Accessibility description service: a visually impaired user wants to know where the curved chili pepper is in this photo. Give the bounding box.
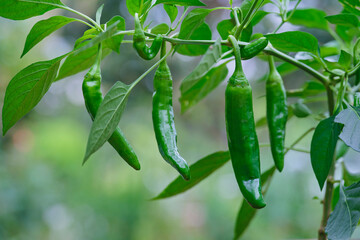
[226,35,266,209]
[133,13,163,60]
[82,45,140,170]
[241,37,268,60]
[152,42,190,180]
[266,56,288,172]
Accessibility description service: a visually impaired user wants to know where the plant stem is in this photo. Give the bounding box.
[318,86,336,240]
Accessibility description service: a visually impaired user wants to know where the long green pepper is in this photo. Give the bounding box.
[226,35,265,209]
[82,45,140,170]
[152,43,190,180]
[266,56,288,172]
[133,13,163,60]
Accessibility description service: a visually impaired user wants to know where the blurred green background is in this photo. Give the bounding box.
[1,0,359,239]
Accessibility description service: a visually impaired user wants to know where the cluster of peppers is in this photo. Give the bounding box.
[81,13,288,209]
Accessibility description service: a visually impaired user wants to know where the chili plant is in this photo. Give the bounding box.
[1,0,360,239]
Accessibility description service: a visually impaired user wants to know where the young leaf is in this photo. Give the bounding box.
[177,8,212,41]
[265,31,319,55]
[234,167,276,239]
[95,4,104,25]
[180,62,228,112]
[325,13,359,28]
[287,9,329,30]
[150,23,170,35]
[21,16,76,57]
[177,22,211,56]
[180,38,223,95]
[310,116,342,190]
[0,0,64,20]
[104,16,126,53]
[126,0,152,16]
[325,182,360,240]
[56,45,111,80]
[163,4,178,23]
[152,151,231,200]
[2,55,65,135]
[338,0,360,17]
[334,106,360,152]
[84,81,131,162]
[155,0,205,6]
[338,50,352,70]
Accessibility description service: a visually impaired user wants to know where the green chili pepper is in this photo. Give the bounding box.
[226,35,265,209]
[82,45,140,170]
[133,13,163,60]
[241,37,268,60]
[266,56,288,172]
[152,43,190,180]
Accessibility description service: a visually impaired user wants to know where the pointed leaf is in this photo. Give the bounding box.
[22,16,76,57]
[177,22,211,56]
[287,9,329,30]
[155,0,205,6]
[325,182,360,240]
[163,4,178,23]
[180,62,228,112]
[153,151,231,200]
[56,45,111,80]
[234,167,276,239]
[104,16,126,53]
[334,106,360,152]
[84,81,131,162]
[338,50,352,70]
[177,8,212,41]
[126,0,152,16]
[265,31,319,55]
[310,116,342,190]
[2,55,65,135]
[151,23,170,35]
[326,13,359,28]
[180,38,223,93]
[95,4,104,24]
[0,0,64,20]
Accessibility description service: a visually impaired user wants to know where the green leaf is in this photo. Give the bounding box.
[325,182,360,239]
[339,0,360,17]
[180,38,223,101]
[74,20,120,54]
[310,116,342,190]
[153,151,231,200]
[84,81,131,162]
[338,50,352,70]
[56,45,111,80]
[335,25,359,44]
[290,101,312,118]
[2,55,65,135]
[95,4,104,25]
[343,163,360,187]
[155,0,205,6]
[163,4,178,23]
[21,16,76,58]
[104,16,126,53]
[334,106,360,152]
[180,62,228,112]
[0,0,64,20]
[177,22,211,56]
[251,10,269,26]
[178,8,212,41]
[287,9,329,30]
[286,81,325,98]
[234,167,276,239]
[331,185,340,211]
[265,31,319,55]
[126,0,152,16]
[326,13,359,28]
[151,23,170,35]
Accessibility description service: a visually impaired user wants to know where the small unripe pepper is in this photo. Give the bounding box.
[152,42,190,180]
[226,35,266,209]
[240,37,268,60]
[133,13,163,60]
[266,56,288,172]
[82,45,140,170]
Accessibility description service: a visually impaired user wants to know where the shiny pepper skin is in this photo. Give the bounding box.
[226,35,265,209]
[240,37,268,60]
[152,44,190,180]
[82,46,140,170]
[266,56,288,172]
[133,13,163,60]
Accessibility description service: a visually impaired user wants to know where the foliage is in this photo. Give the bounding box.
[1,0,360,239]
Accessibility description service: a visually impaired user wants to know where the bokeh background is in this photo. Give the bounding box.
[0,0,359,239]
